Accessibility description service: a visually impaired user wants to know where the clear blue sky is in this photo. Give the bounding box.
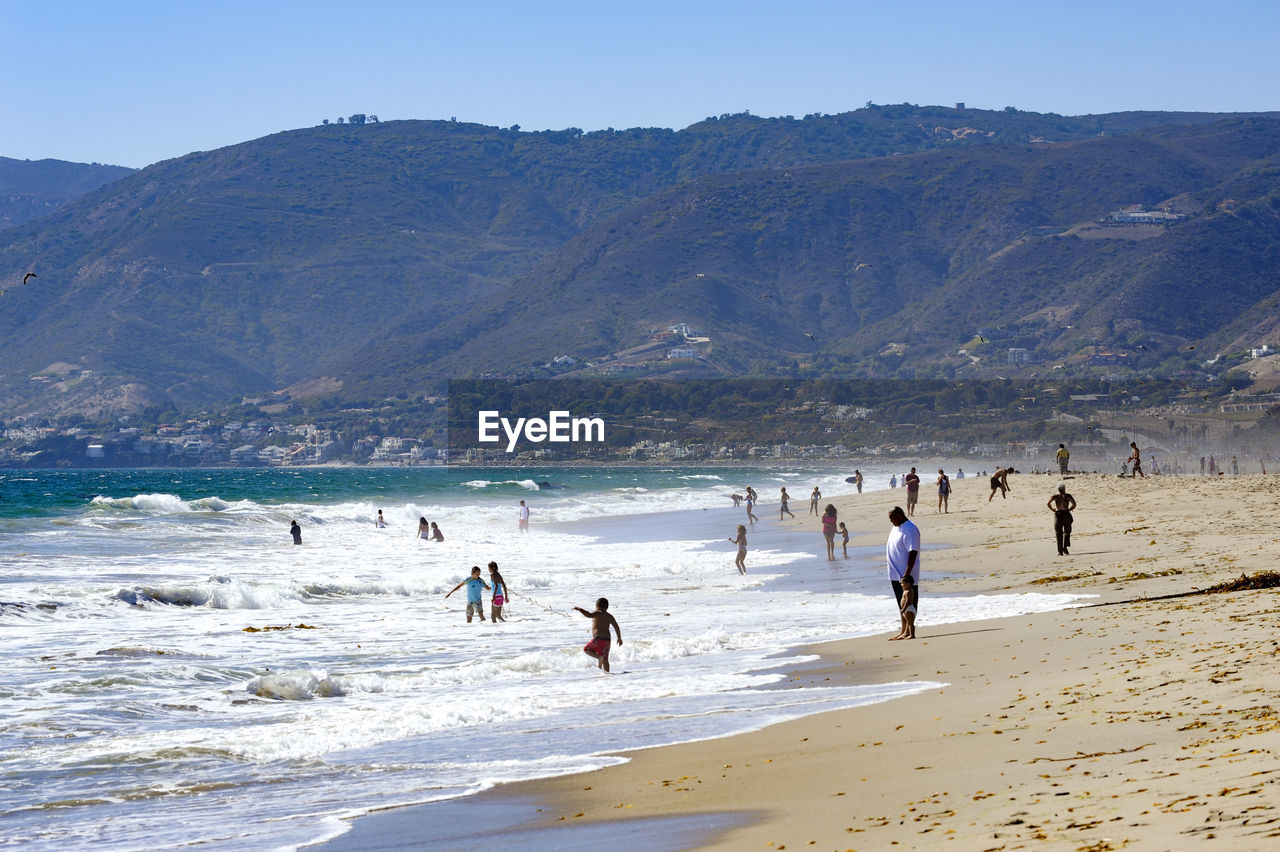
[3,0,1277,168]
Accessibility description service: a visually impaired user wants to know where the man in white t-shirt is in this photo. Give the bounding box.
[886,506,921,640]
[518,500,530,533]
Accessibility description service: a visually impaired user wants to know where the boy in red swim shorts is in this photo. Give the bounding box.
[574,598,623,673]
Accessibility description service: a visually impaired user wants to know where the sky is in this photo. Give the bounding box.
[3,0,1278,169]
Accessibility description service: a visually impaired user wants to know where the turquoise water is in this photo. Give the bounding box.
[0,465,1080,849]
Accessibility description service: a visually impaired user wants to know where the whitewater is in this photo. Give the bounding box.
[0,466,1081,849]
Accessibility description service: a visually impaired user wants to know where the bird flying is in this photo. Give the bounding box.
[23,272,36,285]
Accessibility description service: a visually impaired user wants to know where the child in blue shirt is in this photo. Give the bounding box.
[445,566,491,623]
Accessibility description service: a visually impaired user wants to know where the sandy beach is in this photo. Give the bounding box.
[335,471,1280,851]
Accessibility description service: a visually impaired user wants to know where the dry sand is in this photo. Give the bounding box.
[493,473,1280,850]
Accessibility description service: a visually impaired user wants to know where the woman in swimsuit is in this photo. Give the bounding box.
[821,504,838,561]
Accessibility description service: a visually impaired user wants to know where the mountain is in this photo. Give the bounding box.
[424,116,1280,382]
[0,107,1277,423]
[0,157,133,229]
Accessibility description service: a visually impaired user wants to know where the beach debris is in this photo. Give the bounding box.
[1030,742,1154,762]
[242,623,319,632]
[1030,571,1103,585]
[1201,571,1280,593]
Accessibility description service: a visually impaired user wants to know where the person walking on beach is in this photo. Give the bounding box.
[853,470,863,493]
[417,516,431,540]
[488,561,508,622]
[904,468,920,516]
[289,520,302,545]
[889,474,897,489]
[885,506,920,640]
[1056,444,1070,475]
[445,566,490,623]
[821,504,838,561]
[1127,442,1145,478]
[809,486,822,516]
[745,489,759,525]
[936,469,951,513]
[574,598,622,673]
[838,521,850,558]
[1200,456,1206,476]
[729,524,748,574]
[518,500,529,533]
[375,510,388,529]
[988,467,1011,501]
[1047,484,1076,556]
[779,487,795,520]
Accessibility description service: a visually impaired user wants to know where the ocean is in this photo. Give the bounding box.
[0,466,1080,849]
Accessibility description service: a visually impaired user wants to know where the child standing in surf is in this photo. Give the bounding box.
[487,561,508,622]
[445,566,490,623]
[729,524,748,574]
[574,598,622,673]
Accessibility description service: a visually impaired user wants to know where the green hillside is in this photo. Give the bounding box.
[0,157,133,229]
[431,117,1280,382]
[0,107,1277,422]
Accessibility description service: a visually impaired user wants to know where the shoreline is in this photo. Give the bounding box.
[313,472,1280,850]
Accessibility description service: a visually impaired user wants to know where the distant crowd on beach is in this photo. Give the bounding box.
[724,446,1119,643]
[279,437,1251,670]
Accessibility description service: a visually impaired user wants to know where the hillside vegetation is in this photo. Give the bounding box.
[0,157,133,229]
[0,106,1277,423]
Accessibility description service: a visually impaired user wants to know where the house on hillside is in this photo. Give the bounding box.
[1088,353,1129,367]
[1101,206,1184,226]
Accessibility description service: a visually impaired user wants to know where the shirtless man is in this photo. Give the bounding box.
[574,598,623,673]
[988,467,1011,501]
[1127,442,1145,478]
